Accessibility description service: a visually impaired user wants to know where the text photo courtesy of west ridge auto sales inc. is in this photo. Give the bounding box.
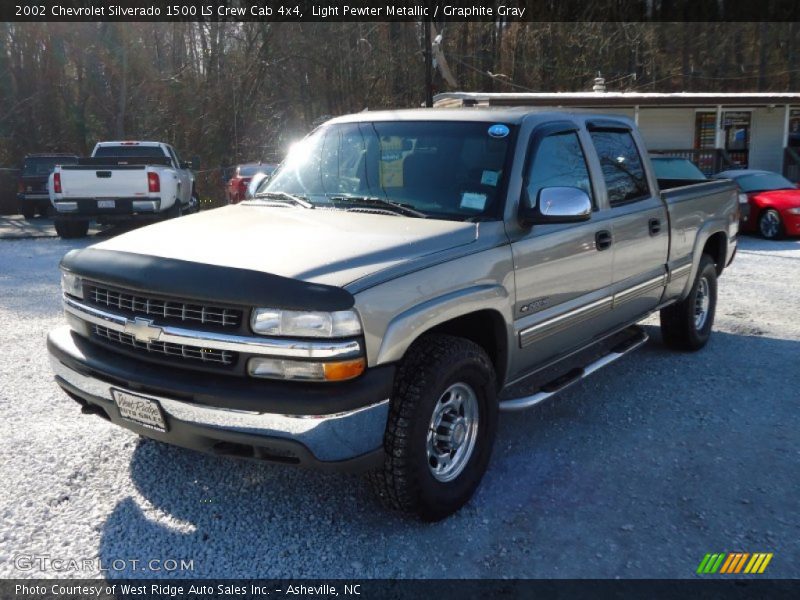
[0,1,799,599]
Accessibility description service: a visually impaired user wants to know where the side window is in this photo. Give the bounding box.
[525,132,593,208]
[590,130,650,206]
[166,146,180,167]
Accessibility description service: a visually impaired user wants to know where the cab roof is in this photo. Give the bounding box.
[325,107,630,126]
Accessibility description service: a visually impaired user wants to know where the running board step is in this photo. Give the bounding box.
[499,327,649,412]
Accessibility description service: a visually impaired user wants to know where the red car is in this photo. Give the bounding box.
[226,162,277,204]
[714,169,800,239]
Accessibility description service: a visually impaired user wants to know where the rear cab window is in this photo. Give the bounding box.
[23,156,77,176]
[93,145,169,160]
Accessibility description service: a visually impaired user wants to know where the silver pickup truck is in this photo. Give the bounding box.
[48,109,738,520]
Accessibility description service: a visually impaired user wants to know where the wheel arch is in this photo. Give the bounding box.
[372,285,512,389]
[701,230,728,276]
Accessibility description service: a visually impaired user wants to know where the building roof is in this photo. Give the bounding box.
[434,91,800,109]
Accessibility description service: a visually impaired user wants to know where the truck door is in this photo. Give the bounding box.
[167,145,191,204]
[508,123,616,380]
[587,123,669,324]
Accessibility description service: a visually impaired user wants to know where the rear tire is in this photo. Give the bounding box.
[54,219,89,239]
[167,200,183,219]
[660,254,717,351]
[21,205,35,220]
[758,209,783,240]
[368,334,498,521]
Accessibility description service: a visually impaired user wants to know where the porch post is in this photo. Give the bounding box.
[714,105,724,172]
[715,105,724,149]
[782,104,791,148]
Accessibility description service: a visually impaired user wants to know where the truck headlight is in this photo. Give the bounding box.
[787,207,800,215]
[251,308,362,338]
[60,271,84,299]
[247,357,365,382]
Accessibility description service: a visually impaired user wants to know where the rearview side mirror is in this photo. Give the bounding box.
[245,173,269,199]
[180,161,193,170]
[519,186,592,226]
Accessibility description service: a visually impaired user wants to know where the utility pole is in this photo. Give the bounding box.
[423,19,433,107]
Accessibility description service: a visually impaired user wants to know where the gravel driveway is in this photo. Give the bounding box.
[0,234,798,579]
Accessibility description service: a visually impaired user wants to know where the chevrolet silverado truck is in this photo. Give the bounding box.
[48,109,738,520]
[49,141,198,239]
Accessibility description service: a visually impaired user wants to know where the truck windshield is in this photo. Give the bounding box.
[94,146,166,159]
[262,121,515,220]
[23,156,77,176]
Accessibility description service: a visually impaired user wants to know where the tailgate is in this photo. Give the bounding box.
[58,165,150,198]
[20,176,49,194]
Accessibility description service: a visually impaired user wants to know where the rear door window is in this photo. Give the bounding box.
[590,130,650,206]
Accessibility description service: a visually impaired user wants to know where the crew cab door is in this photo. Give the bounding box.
[507,122,616,380]
[166,145,192,203]
[586,123,669,322]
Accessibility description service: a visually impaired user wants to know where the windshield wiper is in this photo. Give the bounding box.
[329,195,427,218]
[252,191,314,209]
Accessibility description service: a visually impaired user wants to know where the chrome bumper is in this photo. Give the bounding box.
[50,351,389,464]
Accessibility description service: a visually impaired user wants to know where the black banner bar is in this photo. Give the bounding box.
[4,0,800,22]
[2,579,800,600]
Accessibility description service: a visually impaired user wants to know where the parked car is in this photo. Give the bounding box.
[226,162,278,204]
[713,169,800,239]
[649,156,707,189]
[17,153,79,219]
[49,141,198,239]
[49,110,738,520]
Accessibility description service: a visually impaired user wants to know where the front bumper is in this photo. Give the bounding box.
[782,210,800,236]
[48,326,391,471]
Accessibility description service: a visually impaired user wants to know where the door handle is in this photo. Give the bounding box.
[649,218,662,236]
[595,230,613,251]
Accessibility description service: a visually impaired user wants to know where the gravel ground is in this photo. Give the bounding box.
[0,234,798,579]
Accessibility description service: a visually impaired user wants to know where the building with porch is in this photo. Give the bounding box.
[433,91,800,181]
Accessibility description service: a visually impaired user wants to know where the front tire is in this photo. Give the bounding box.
[54,219,89,239]
[758,209,783,240]
[21,205,36,220]
[368,334,498,521]
[660,254,717,351]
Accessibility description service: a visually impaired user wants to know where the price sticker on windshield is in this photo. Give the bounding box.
[460,192,487,211]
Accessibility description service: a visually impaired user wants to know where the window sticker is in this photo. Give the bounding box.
[488,124,510,138]
[481,170,499,186]
[379,136,405,187]
[460,192,487,211]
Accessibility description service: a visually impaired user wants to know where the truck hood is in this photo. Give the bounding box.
[94,205,479,288]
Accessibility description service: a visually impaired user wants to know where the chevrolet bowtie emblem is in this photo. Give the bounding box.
[124,317,163,343]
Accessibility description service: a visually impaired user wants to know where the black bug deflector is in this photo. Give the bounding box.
[60,247,355,312]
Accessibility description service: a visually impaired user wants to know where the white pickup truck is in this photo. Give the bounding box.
[49,141,198,238]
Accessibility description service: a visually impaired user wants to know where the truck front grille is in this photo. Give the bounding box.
[86,283,242,328]
[93,324,237,366]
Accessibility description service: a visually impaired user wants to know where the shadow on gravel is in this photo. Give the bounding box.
[97,329,800,578]
[736,234,800,255]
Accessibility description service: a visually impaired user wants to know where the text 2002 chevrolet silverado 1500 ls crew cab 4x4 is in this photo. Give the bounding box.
[49,141,198,239]
[48,109,738,520]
